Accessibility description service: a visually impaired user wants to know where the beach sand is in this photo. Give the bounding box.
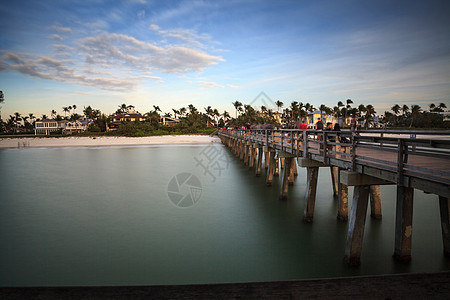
[0,135,220,149]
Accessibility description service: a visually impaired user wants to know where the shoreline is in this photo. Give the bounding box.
[0,135,220,149]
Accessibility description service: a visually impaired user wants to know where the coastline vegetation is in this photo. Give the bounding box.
[0,89,448,138]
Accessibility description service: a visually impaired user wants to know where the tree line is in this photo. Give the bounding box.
[0,90,448,135]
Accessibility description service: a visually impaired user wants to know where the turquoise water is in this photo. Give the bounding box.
[0,144,448,286]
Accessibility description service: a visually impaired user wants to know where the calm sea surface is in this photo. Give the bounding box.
[0,144,448,286]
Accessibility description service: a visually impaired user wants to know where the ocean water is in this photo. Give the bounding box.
[0,144,448,286]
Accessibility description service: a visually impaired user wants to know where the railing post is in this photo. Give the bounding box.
[397,139,406,186]
[281,131,284,152]
[303,130,308,158]
[351,134,357,171]
[410,133,416,153]
[291,131,294,154]
[323,131,327,163]
[265,129,268,146]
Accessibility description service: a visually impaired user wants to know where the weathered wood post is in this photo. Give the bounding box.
[239,141,245,160]
[439,196,450,257]
[337,169,349,221]
[249,143,258,170]
[288,158,295,185]
[330,166,339,197]
[280,156,293,200]
[266,148,276,186]
[274,157,280,176]
[255,146,263,177]
[369,185,382,219]
[244,142,251,165]
[393,185,414,263]
[303,166,319,223]
[344,185,370,267]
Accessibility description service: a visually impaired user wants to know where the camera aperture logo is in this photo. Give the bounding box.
[167,173,202,208]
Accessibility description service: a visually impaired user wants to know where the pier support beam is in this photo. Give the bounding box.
[337,169,349,221]
[263,147,269,169]
[393,186,414,263]
[274,157,280,176]
[249,144,257,170]
[255,147,263,177]
[439,196,450,257]
[266,150,276,186]
[303,167,319,223]
[369,185,382,219]
[344,185,370,267]
[331,166,339,197]
[288,158,295,185]
[280,157,293,200]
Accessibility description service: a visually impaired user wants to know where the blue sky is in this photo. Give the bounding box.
[1,0,449,119]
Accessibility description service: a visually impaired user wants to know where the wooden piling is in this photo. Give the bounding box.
[249,144,257,170]
[344,185,370,267]
[280,157,293,200]
[438,196,450,257]
[369,185,382,219]
[303,167,319,223]
[330,166,339,197]
[244,143,251,165]
[264,150,269,169]
[274,157,280,176]
[266,150,276,186]
[288,158,295,185]
[393,186,414,263]
[256,147,263,177]
[337,169,349,221]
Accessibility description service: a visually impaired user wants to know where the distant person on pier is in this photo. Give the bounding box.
[350,116,358,133]
[297,119,308,130]
[316,118,324,130]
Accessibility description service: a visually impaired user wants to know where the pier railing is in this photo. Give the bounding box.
[218,129,450,197]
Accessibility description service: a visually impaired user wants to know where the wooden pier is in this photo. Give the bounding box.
[218,129,450,266]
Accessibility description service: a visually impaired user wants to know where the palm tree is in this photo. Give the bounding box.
[364,104,376,128]
[172,108,179,119]
[232,101,243,119]
[28,113,35,127]
[222,111,230,122]
[72,104,77,111]
[62,107,70,119]
[391,104,401,115]
[213,108,220,127]
[14,112,21,133]
[401,104,409,117]
[429,103,436,112]
[51,109,57,118]
[275,100,284,113]
[438,103,447,110]
[409,105,422,128]
[179,107,187,117]
[153,105,161,112]
[358,104,366,118]
[0,90,4,120]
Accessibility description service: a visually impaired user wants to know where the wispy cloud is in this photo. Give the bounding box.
[79,32,224,74]
[198,81,224,89]
[0,27,223,92]
[149,23,214,50]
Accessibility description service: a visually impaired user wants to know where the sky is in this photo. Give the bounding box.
[0,0,449,119]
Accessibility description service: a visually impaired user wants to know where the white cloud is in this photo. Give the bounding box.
[198,81,224,88]
[79,32,224,74]
[52,25,72,33]
[149,23,214,50]
[137,9,145,19]
[49,34,63,41]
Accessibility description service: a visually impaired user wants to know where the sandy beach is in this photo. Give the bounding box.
[0,135,220,149]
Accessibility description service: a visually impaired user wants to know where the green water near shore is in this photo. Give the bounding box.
[0,144,448,286]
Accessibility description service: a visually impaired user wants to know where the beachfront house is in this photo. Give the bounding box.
[307,110,337,128]
[106,105,145,131]
[63,118,93,135]
[160,116,180,127]
[34,119,64,135]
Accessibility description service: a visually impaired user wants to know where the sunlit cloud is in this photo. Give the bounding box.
[198,81,224,89]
